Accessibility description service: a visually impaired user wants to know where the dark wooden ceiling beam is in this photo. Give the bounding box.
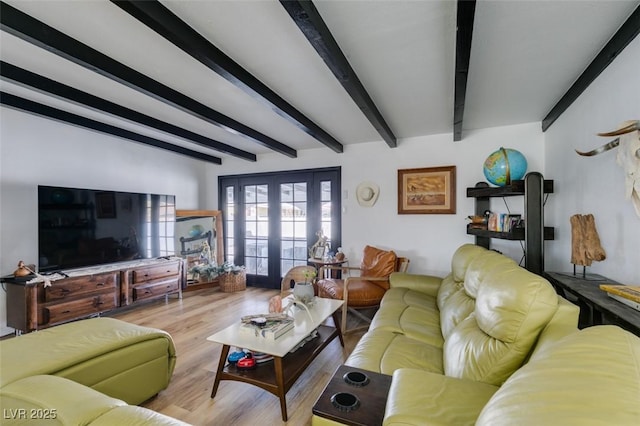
[0,61,256,161]
[280,0,397,148]
[0,1,296,158]
[453,0,477,142]
[111,0,343,154]
[542,5,640,131]
[0,92,222,164]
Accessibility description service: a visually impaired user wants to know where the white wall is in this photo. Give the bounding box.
[5,30,637,336]
[544,35,640,284]
[207,122,545,277]
[0,107,208,335]
[16,50,640,334]
[1,109,545,300]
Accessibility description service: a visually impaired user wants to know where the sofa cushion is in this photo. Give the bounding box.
[380,286,438,311]
[317,278,387,307]
[384,368,499,426]
[439,249,516,340]
[346,329,443,374]
[476,326,640,426]
[527,295,579,360]
[370,287,441,344]
[462,249,517,299]
[360,245,398,282]
[438,288,475,339]
[450,244,489,283]
[443,266,558,385]
[0,374,125,425]
[437,244,489,310]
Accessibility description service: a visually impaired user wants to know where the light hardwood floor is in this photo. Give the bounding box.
[110,287,368,426]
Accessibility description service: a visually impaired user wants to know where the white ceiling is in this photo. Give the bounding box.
[1,0,638,163]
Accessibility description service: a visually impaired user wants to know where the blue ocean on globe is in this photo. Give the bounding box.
[188,224,205,237]
[483,148,528,186]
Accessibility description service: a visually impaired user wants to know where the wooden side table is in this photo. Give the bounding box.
[544,271,640,337]
[313,365,391,426]
[308,258,349,279]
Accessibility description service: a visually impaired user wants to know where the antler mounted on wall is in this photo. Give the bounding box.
[576,120,640,217]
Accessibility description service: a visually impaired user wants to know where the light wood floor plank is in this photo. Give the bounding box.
[110,287,367,425]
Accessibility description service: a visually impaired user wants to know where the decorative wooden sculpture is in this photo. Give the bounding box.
[570,214,606,274]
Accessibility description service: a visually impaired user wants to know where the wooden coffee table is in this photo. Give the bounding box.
[207,296,344,421]
[313,364,392,426]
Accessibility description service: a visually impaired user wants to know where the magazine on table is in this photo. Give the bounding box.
[239,313,294,340]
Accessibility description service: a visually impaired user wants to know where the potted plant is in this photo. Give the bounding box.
[293,269,316,304]
[216,261,246,292]
[190,261,246,292]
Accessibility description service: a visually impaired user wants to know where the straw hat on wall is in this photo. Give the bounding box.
[356,182,380,207]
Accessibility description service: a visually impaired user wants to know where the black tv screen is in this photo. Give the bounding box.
[38,185,176,272]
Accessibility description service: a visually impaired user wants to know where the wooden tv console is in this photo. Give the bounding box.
[3,257,184,333]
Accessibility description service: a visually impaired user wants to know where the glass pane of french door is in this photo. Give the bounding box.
[320,180,333,253]
[280,182,308,275]
[224,186,235,262]
[244,184,269,276]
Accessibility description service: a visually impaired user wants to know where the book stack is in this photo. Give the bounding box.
[239,313,295,340]
[487,213,522,232]
[599,284,640,312]
[250,351,274,364]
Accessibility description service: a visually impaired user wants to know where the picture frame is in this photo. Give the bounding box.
[313,246,326,260]
[398,166,456,214]
[95,191,117,218]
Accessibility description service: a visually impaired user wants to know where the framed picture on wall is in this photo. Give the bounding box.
[398,166,456,214]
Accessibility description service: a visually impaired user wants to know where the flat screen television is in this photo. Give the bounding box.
[38,185,176,272]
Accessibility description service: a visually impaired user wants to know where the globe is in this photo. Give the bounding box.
[188,224,205,238]
[483,148,528,186]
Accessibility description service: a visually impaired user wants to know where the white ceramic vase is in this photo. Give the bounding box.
[293,282,314,304]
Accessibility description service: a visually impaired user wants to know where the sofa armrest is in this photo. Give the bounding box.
[384,368,499,426]
[389,272,443,297]
[0,375,125,425]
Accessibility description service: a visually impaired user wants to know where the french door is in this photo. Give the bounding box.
[219,167,341,288]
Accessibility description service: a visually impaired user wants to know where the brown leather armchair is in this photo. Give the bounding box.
[316,245,409,334]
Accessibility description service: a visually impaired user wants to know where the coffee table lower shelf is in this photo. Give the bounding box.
[211,324,341,421]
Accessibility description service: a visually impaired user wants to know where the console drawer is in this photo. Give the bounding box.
[131,262,181,283]
[44,293,118,325]
[45,272,118,302]
[132,277,180,301]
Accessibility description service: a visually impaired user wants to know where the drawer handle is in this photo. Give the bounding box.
[62,310,71,314]
[60,289,70,294]
[96,282,105,287]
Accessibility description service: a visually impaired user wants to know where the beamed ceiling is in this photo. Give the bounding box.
[1,0,639,165]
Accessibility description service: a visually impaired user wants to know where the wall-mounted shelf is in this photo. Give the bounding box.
[466,226,555,241]
[467,172,554,275]
[466,179,554,198]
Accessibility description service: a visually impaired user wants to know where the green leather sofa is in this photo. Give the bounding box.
[313,244,640,425]
[0,317,189,425]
